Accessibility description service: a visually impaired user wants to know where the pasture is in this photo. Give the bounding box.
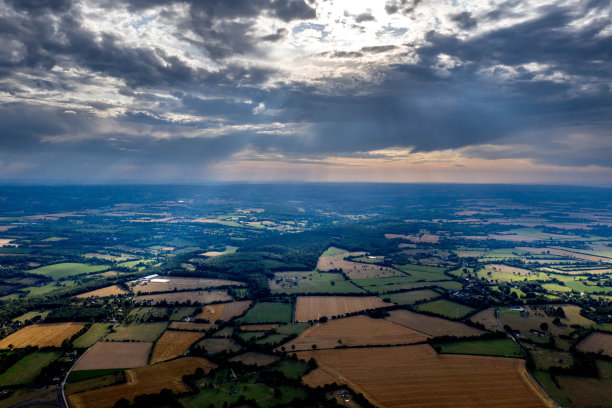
[294,296,391,322]
[322,247,348,256]
[316,254,404,279]
[236,302,293,324]
[361,280,462,294]
[470,309,502,332]
[0,322,85,349]
[0,351,62,386]
[150,330,205,364]
[194,300,252,323]
[73,323,113,348]
[576,332,612,356]
[229,352,279,366]
[386,310,483,337]
[68,357,216,408]
[27,262,109,280]
[134,290,231,305]
[76,285,128,298]
[196,338,242,354]
[169,306,197,321]
[269,271,364,294]
[279,315,427,351]
[74,342,152,370]
[65,371,125,395]
[434,338,522,357]
[12,310,50,323]
[132,277,242,294]
[240,323,279,331]
[386,289,441,305]
[414,299,476,319]
[296,345,554,408]
[169,322,214,331]
[105,322,168,342]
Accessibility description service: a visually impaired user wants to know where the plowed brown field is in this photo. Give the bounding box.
[386,310,483,337]
[0,323,85,349]
[296,345,555,408]
[193,300,252,323]
[73,342,152,370]
[280,315,427,351]
[149,330,205,364]
[295,296,392,322]
[68,357,216,408]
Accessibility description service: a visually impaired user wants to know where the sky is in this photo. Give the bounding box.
[1,0,611,185]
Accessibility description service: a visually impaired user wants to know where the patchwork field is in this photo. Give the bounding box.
[150,330,205,364]
[169,322,215,331]
[414,299,477,319]
[0,322,85,349]
[132,277,242,293]
[279,315,427,351]
[196,338,242,354]
[76,284,129,298]
[68,357,216,408]
[434,338,522,358]
[386,289,441,305]
[105,322,168,342]
[386,310,483,337]
[194,301,252,323]
[74,341,152,370]
[269,271,364,294]
[485,264,532,276]
[229,352,279,366]
[27,262,109,280]
[470,309,502,332]
[237,302,293,324]
[296,345,554,408]
[518,247,612,263]
[294,296,392,322]
[317,254,404,279]
[73,323,113,348]
[240,323,279,331]
[134,290,232,305]
[576,332,612,356]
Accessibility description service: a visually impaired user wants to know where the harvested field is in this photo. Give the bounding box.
[485,264,531,276]
[132,277,242,294]
[386,310,483,337]
[296,345,554,408]
[76,285,129,298]
[294,296,392,322]
[169,322,215,331]
[229,352,279,366]
[576,332,612,356]
[301,368,339,387]
[280,315,427,351]
[73,342,152,370]
[135,290,231,305]
[241,324,279,331]
[196,338,242,354]
[150,330,205,364]
[105,323,168,342]
[0,322,85,349]
[317,254,403,279]
[470,309,503,332]
[68,357,216,408]
[193,300,252,323]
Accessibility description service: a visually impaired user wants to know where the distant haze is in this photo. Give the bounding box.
[0,0,611,185]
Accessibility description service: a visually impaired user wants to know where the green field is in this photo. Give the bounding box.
[238,331,267,342]
[127,307,170,323]
[275,323,311,336]
[387,289,441,305]
[363,280,462,294]
[66,368,125,383]
[322,247,348,256]
[73,323,113,348]
[0,351,62,386]
[41,236,67,242]
[170,307,197,321]
[415,299,476,319]
[12,310,50,323]
[236,302,293,324]
[271,272,364,294]
[532,371,572,406]
[105,322,168,342]
[435,338,522,357]
[270,359,309,380]
[27,263,109,280]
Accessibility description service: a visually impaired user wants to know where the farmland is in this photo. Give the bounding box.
[295,345,554,408]
[236,302,293,324]
[168,322,214,331]
[73,342,152,370]
[386,289,441,305]
[434,338,522,357]
[76,285,129,298]
[194,301,252,323]
[196,338,242,353]
[280,315,427,351]
[576,332,612,356]
[229,352,279,366]
[134,290,232,305]
[131,277,242,293]
[150,330,205,363]
[28,263,109,280]
[269,271,364,294]
[68,357,216,408]
[105,322,168,342]
[386,310,483,337]
[316,254,404,279]
[414,299,477,319]
[294,296,392,322]
[0,322,85,349]
[73,323,113,348]
[0,351,62,386]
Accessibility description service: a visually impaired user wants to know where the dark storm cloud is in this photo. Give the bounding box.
[261,28,289,42]
[384,0,422,15]
[355,13,375,23]
[450,11,477,30]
